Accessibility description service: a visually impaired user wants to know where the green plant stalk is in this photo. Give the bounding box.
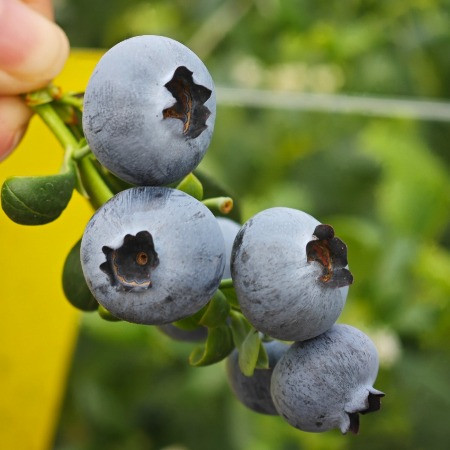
[220,278,233,289]
[58,94,84,110]
[78,156,114,208]
[202,196,233,214]
[31,99,113,208]
[72,144,91,161]
[33,103,75,176]
[32,102,78,154]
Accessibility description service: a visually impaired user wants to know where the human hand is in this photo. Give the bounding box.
[0,0,69,160]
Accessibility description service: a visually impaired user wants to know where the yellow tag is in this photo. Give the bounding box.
[0,50,103,450]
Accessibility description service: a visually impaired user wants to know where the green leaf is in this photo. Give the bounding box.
[1,172,75,225]
[62,239,98,311]
[255,341,270,369]
[229,310,252,349]
[220,286,240,310]
[238,329,261,376]
[98,305,121,322]
[173,304,208,331]
[189,324,234,366]
[176,172,203,200]
[199,290,230,328]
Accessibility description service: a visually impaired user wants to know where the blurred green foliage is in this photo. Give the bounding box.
[53,1,450,449]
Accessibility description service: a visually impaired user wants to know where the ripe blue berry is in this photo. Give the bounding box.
[80,187,225,324]
[226,340,289,415]
[216,217,240,279]
[271,324,384,434]
[83,35,216,186]
[231,207,352,341]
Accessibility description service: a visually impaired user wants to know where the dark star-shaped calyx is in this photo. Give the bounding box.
[163,66,211,139]
[306,224,353,288]
[100,230,159,291]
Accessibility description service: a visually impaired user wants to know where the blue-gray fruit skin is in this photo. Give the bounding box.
[80,187,225,325]
[231,207,349,342]
[270,324,384,434]
[226,340,289,415]
[83,35,216,186]
[216,217,240,279]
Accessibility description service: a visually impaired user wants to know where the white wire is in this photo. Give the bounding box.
[216,87,450,122]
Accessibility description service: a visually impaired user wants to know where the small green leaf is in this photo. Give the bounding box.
[220,286,240,310]
[176,173,203,200]
[173,304,208,330]
[238,329,261,376]
[98,305,121,322]
[1,172,75,225]
[62,239,98,311]
[199,290,230,328]
[229,310,252,349]
[189,324,234,366]
[255,341,270,369]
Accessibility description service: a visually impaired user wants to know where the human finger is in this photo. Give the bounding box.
[0,0,69,95]
[0,95,33,160]
[21,0,54,19]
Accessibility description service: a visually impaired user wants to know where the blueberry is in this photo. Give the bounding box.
[270,324,385,434]
[226,340,289,415]
[231,207,352,341]
[216,217,241,279]
[83,35,216,186]
[80,187,225,324]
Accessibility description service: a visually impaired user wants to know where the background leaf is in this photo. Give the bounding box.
[189,325,234,367]
[199,290,230,328]
[62,239,98,311]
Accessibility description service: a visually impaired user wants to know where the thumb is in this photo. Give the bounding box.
[0,0,69,95]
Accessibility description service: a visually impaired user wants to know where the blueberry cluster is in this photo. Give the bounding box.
[228,208,384,434]
[80,36,384,435]
[2,35,385,437]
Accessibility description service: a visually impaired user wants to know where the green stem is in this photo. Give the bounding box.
[58,94,84,110]
[32,99,113,208]
[220,278,233,289]
[202,196,233,214]
[33,103,77,176]
[32,103,78,151]
[78,156,114,208]
[72,144,91,161]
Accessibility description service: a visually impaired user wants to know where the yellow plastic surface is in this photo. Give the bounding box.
[0,50,102,450]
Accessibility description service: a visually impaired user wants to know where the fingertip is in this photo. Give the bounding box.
[0,0,69,94]
[0,96,33,161]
